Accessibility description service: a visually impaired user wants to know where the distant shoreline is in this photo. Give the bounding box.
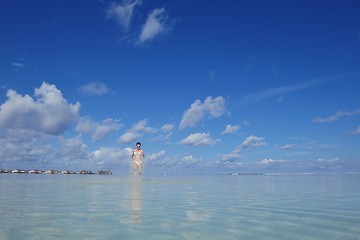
[0,169,112,175]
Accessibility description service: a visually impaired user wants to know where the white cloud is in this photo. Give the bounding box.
[241,135,266,148]
[313,108,360,123]
[180,155,202,166]
[161,123,174,132]
[352,126,360,135]
[12,62,24,68]
[0,133,92,169]
[0,136,50,163]
[151,132,173,142]
[222,124,240,134]
[260,158,275,164]
[179,100,205,129]
[220,153,240,162]
[279,141,335,154]
[280,144,295,150]
[0,82,80,136]
[179,96,227,130]
[89,147,133,165]
[180,132,220,147]
[240,77,332,105]
[58,136,88,163]
[106,0,142,32]
[118,131,142,144]
[205,96,228,118]
[105,1,174,46]
[254,157,360,172]
[118,119,156,144]
[79,81,110,95]
[234,135,266,152]
[131,119,156,133]
[151,123,174,141]
[146,150,166,162]
[0,82,82,167]
[221,135,266,165]
[76,117,122,141]
[138,8,170,44]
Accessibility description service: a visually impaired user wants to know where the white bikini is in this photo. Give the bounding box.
[133,150,143,166]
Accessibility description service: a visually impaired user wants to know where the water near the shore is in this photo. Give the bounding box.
[0,173,359,239]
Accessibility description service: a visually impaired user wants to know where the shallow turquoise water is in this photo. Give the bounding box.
[0,173,359,239]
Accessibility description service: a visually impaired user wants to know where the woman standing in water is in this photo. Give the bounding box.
[132,142,144,177]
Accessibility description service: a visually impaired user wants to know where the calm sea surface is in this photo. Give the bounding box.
[0,173,359,240]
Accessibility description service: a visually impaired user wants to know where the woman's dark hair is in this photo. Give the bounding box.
[136,142,141,146]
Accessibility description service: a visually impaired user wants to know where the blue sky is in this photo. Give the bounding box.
[1,0,359,174]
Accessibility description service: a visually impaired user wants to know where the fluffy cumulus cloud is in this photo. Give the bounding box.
[179,155,202,167]
[118,119,155,144]
[76,117,122,141]
[0,83,127,170]
[146,154,204,170]
[180,132,219,147]
[138,8,170,44]
[234,135,266,152]
[260,158,276,164]
[118,131,142,144]
[106,0,142,32]
[131,119,156,133]
[58,136,88,163]
[79,81,111,96]
[0,82,84,167]
[89,147,133,166]
[0,134,90,169]
[179,96,228,130]
[0,136,50,163]
[222,124,240,134]
[0,82,80,136]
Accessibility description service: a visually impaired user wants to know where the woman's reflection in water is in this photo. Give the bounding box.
[130,180,142,224]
